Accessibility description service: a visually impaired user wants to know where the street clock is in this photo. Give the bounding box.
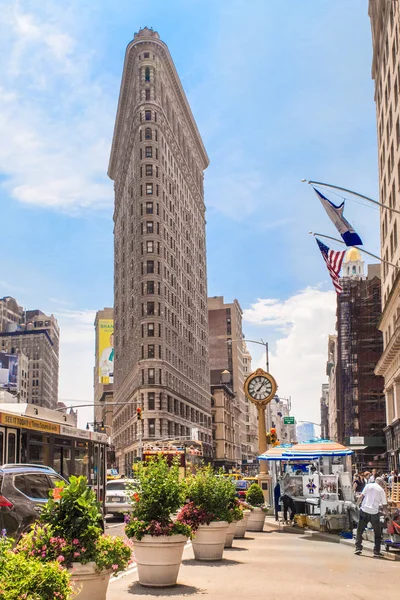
[244,368,277,407]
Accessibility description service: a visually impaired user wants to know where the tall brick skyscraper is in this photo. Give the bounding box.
[108,28,211,473]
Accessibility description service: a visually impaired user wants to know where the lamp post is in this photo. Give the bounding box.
[227,338,270,372]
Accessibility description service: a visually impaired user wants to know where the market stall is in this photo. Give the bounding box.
[258,440,354,530]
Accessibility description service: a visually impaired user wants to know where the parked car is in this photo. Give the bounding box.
[105,479,139,517]
[0,464,67,541]
[235,479,251,499]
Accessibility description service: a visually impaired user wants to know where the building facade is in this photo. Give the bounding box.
[326,334,338,441]
[269,395,296,445]
[108,28,212,473]
[320,383,329,440]
[0,299,59,409]
[336,251,385,469]
[369,1,400,470]
[208,296,258,466]
[211,370,241,470]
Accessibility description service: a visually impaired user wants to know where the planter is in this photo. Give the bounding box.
[224,521,237,548]
[234,510,251,538]
[69,562,111,600]
[192,521,229,561]
[246,507,266,532]
[133,534,187,587]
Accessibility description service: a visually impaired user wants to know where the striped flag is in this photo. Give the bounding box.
[314,188,363,247]
[316,238,346,294]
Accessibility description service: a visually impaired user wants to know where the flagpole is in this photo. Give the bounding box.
[302,179,400,216]
[309,231,399,271]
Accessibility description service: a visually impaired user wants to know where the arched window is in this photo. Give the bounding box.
[352,266,356,274]
[145,67,150,82]
[145,127,152,140]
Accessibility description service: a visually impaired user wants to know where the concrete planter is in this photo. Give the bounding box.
[69,562,111,600]
[133,534,187,587]
[234,510,251,538]
[192,521,229,560]
[224,521,237,547]
[246,507,266,532]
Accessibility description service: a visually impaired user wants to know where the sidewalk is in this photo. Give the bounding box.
[107,522,399,600]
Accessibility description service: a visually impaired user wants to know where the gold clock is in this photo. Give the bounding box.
[244,368,277,407]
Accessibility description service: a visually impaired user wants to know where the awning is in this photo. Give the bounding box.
[258,439,353,461]
[349,445,368,451]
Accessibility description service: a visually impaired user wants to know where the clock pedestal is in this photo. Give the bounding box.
[257,404,272,505]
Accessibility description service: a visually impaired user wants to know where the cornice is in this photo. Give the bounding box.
[109,36,209,181]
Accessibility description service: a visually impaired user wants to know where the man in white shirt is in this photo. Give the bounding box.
[355,477,388,557]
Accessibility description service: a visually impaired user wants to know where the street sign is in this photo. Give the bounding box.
[283,416,295,425]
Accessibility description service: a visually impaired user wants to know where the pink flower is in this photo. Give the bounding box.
[72,539,79,545]
[112,564,118,571]
[57,555,65,562]
[74,551,80,557]
[81,547,86,553]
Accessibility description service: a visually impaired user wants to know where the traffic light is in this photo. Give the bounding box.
[136,407,142,421]
[270,428,277,446]
[266,432,271,444]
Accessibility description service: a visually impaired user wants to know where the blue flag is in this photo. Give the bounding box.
[314,188,362,246]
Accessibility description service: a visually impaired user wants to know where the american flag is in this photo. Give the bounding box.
[316,238,346,294]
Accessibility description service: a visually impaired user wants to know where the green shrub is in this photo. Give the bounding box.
[246,483,265,507]
[125,456,191,541]
[0,532,72,600]
[182,466,237,525]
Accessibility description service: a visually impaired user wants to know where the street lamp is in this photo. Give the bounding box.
[227,338,270,372]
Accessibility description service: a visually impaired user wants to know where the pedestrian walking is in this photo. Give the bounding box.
[353,472,364,498]
[368,468,378,483]
[354,476,389,557]
[280,473,296,524]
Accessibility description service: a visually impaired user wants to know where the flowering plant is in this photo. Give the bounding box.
[16,524,131,575]
[229,499,245,522]
[125,456,191,541]
[177,466,237,528]
[15,476,132,575]
[0,530,73,599]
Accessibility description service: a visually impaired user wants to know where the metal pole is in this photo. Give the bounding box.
[310,232,399,270]
[258,406,268,475]
[303,179,400,217]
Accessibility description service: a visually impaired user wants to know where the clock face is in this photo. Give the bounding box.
[248,375,273,401]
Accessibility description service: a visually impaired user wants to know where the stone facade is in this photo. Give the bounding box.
[0,307,59,409]
[369,1,400,469]
[211,381,240,470]
[108,28,212,472]
[326,334,338,441]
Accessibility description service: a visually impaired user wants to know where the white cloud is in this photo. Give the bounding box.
[55,308,96,428]
[243,287,336,427]
[0,2,114,212]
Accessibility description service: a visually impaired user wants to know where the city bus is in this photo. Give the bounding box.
[0,402,108,502]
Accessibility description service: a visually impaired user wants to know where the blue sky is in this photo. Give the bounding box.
[0,0,379,428]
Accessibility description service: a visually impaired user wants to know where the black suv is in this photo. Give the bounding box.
[0,464,67,540]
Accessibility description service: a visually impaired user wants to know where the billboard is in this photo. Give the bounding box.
[98,319,114,384]
[0,352,18,390]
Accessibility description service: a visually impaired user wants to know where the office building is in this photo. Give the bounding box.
[211,370,241,470]
[0,303,59,409]
[270,395,296,445]
[208,296,258,466]
[335,250,385,468]
[296,422,315,443]
[369,0,400,470]
[108,28,212,472]
[320,383,329,440]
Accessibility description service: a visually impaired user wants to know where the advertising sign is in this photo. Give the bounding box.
[0,352,18,390]
[0,412,60,434]
[98,319,114,384]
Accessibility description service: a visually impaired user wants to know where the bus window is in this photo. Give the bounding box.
[74,441,89,478]
[0,429,4,465]
[6,430,17,463]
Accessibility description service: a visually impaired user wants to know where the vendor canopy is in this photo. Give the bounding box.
[258,440,353,461]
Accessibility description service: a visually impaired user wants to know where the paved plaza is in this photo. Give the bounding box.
[107,522,399,600]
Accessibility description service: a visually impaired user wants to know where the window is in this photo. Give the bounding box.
[145,146,152,158]
[145,164,153,176]
[145,67,150,82]
[147,281,155,294]
[148,418,155,436]
[14,474,52,499]
[144,52,150,59]
[146,260,154,274]
[148,345,155,359]
[145,110,151,121]
[146,240,154,253]
[145,89,150,101]
[148,369,155,384]
[146,183,153,195]
[148,392,155,409]
[145,201,153,214]
[147,301,155,315]
[145,128,152,140]
[146,221,154,233]
[147,323,155,336]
